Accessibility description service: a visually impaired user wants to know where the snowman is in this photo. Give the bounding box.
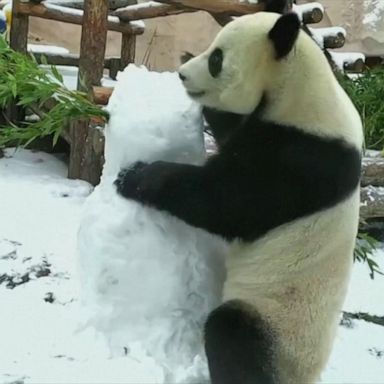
[77,65,226,383]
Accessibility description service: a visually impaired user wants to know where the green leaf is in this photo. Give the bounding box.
[51,64,64,84]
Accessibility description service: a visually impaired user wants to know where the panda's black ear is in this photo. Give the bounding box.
[268,13,301,59]
[264,0,290,14]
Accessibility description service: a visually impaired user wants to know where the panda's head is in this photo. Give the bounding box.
[178,12,302,115]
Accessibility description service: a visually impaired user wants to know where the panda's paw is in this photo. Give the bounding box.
[114,161,170,205]
[114,161,147,200]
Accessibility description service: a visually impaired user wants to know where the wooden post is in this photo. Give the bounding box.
[7,0,29,124]
[121,33,136,68]
[68,0,108,185]
[10,0,29,54]
[77,0,108,93]
[120,0,137,69]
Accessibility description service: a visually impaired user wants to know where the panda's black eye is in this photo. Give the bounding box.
[208,48,223,78]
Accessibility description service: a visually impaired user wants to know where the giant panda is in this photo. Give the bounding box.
[114,5,363,384]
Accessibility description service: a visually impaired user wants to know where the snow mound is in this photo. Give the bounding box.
[77,65,226,383]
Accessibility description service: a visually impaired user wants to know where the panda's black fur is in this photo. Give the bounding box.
[115,96,360,243]
[115,1,362,383]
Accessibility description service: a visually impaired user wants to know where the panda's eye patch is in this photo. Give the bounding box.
[208,48,223,78]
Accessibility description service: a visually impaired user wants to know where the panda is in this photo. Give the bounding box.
[114,4,363,384]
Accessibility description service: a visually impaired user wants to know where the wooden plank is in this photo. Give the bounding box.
[15,2,145,34]
[113,2,195,21]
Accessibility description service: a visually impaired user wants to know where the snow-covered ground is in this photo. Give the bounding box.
[1,64,384,383]
[1,148,383,383]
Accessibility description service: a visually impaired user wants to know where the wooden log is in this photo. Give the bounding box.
[331,52,366,73]
[68,0,108,185]
[298,4,324,24]
[323,32,346,49]
[93,86,114,105]
[362,157,384,187]
[360,186,384,220]
[310,27,346,49]
[154,0,263,16]
[113,2,195,21]
[344,58,365,73]
[15,2,145,34]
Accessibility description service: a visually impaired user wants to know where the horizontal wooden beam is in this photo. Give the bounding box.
[47,0,137,10]
[153,0,264,16]
[113,2,196,21]
[14,2,145,34]
[33,51,120,69]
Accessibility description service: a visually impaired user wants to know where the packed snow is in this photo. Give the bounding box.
[28,44,70,55]
[0,67,384,384]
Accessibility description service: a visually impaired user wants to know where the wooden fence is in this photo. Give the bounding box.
[4,0,366,186]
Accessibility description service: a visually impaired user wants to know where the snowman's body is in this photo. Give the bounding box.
[77,66,225,382]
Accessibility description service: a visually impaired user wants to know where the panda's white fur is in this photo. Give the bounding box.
[115,10,363,384]
[178,12,362,384]
[180,13,362,147]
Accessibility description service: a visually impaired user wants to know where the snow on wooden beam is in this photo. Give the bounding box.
[361,186,384,220]
[15,1,145,34]
[113,1,196,21]
[331,52,366,73]
[47,0,137,10]
[293,2,324,24]
[362,157,384,188]
[153,0,264,16]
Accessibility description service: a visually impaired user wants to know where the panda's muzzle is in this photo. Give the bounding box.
[187,90,206,98]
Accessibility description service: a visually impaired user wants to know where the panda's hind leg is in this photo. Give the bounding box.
[205,300,278,384]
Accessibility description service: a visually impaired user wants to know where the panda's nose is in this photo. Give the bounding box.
[178,72,187,82]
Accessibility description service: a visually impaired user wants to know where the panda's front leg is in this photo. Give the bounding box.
[114,160,219,230]
[115,161,175,204]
